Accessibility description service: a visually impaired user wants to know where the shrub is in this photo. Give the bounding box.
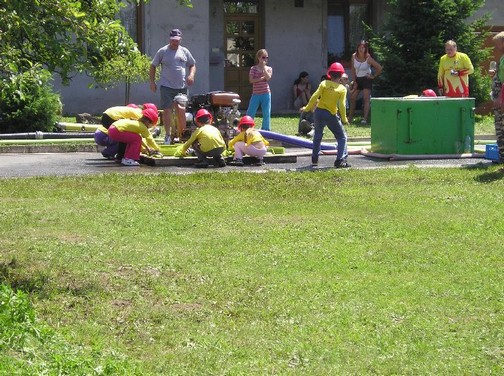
[0,66,62,133]
[0,283,140,375]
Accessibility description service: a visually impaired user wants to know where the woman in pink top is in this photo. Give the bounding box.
[246,49,273,130]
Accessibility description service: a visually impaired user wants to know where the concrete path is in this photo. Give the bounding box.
[0,150,494,178]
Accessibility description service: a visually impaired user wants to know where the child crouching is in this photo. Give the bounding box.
[178,109,227,168]
[107,108,160,166]
[228,116,269,166]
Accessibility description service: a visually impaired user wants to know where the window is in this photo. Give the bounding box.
[118,1,144,52]
[224,1,259,14]
[327,0,370,65]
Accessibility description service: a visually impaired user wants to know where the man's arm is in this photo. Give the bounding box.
[187,65,196,86]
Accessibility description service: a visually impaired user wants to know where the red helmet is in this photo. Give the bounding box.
[142,108,159,124]
[327,62,345,78]
[238,115,255,130]
[127,103,139,108]
[422,89,437,97]
[142,103,158,112]
[195,108,213,123]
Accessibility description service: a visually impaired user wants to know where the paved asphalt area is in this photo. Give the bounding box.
[0,149,495,178]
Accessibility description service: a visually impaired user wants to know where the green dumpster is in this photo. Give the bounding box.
[371,97,475,155]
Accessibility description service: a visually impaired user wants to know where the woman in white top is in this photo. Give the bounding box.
[349,40,382,125]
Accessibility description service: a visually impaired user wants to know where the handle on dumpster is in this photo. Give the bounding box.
[406,107,413,143]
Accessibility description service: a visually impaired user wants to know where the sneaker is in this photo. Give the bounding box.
[229,159,244,166]
[121,158,140,166]
[334,159,351,168]
[213,156,227,167]
[254,159,265,166]
[194,160,209,168]
[307,129,315,138]
[360,119,368,125]
[164,135,171,145]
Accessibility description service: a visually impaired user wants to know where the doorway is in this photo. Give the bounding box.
[223,1,263,109]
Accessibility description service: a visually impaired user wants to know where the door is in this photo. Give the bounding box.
[224,2,263,109]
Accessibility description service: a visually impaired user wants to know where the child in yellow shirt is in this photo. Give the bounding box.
[107,108,160,166]
[301,62,350,168]
[179,109,227,168]
[228,116,269,166]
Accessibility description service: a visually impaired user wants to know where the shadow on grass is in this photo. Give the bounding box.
[0,258,49,294]
[475,169,504,183]
[464,161,504,183]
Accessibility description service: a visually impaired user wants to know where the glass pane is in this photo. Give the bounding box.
[226,53,240,67]
[349,4,368,51]
[241,21,255,34]
[226,21,240,35]
[227,37,238,51]
[328,14,345,61]
[227,37,255,52]
[224,1,258,14]
[118,2,138,42]
[241,53,255,67]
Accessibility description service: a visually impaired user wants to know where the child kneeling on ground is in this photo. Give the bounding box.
[177,109,227,168]
[107,108,161,166]
[228,116,269,166]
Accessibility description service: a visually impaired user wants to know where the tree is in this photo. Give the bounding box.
[368,0,491,105]
[0,0,152,87]
[0,0,191,131]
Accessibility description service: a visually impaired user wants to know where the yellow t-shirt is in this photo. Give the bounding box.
[228,129,269,149]
[111,119,159,151]
[304,80,348,123]
[437,52,474,97]
[104,106,143,121]
[182,124,226,153]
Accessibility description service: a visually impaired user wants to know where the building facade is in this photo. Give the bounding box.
[55,0,504,115]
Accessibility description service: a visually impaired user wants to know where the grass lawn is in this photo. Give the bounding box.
[1,168,503,374]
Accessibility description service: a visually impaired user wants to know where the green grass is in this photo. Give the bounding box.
[0,168,503,374]
[59,113,496,139]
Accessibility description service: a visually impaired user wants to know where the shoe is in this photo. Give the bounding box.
[254,159,265,166]
[307,129,315,138]
[164,135,171,145]
[229,159,244,166]
[194,160,209,168]
[213,156,227,167]
[121,158,140,166]
[360,119,368,125]
[334,159,351,168]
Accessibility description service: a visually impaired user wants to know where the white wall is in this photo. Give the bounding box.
[264,0,326,112]
[468,0,504,26]
[53,0,502,115]
[209,0,226,91]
